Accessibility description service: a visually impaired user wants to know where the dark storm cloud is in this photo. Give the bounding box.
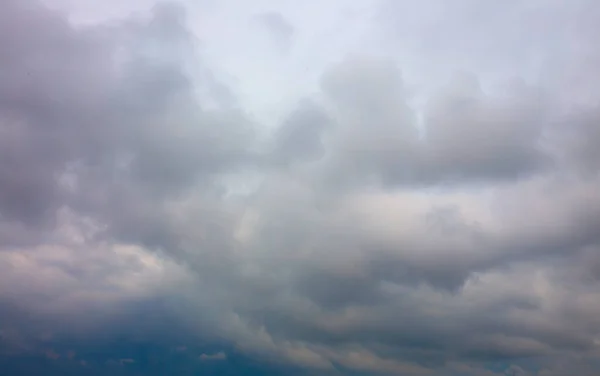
[0,300,299,376]
[2,0,600,375]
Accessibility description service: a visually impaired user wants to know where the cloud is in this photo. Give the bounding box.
[253,11,294,52]
[199,351,227,361]
[1,0,600,375]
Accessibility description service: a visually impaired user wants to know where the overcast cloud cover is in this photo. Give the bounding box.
[1,0,600,375]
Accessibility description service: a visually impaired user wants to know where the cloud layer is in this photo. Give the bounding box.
[1,0,600,375]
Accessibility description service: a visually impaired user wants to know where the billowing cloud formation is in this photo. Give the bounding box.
[1,0,600,375]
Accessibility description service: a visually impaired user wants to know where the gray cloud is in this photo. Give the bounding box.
[313,57,555,188]
[271,98,331,166]
[1,0,600,375]
[253,11,294,53]
[0,0,256,251]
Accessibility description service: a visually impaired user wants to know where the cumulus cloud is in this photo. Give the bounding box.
[1,0,600,375]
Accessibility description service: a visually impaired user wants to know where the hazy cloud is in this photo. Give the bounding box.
[1,0,600,375]
[254,11,294,52]
[199,351,227,361]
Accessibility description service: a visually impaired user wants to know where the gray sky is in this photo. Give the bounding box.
[2,0,600,375]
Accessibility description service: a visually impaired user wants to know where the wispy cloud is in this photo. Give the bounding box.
[199,352,227,361]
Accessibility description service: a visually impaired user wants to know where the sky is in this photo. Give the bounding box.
[1,0,600,375]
